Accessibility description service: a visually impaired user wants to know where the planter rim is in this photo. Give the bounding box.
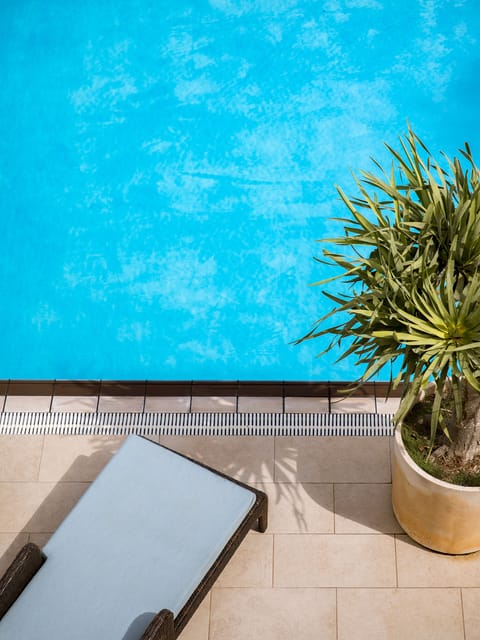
[394,426,480,493]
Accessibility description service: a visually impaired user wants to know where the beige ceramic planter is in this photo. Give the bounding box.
[392,427,480,554]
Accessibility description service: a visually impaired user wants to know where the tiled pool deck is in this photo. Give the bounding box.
[1,385,480,639]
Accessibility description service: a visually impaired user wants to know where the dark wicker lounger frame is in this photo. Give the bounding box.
[0,440,268,640]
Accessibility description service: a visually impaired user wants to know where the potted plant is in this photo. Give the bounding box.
[297,127,480,554]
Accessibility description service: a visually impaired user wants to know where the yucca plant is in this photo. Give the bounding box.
[298,127,480,468]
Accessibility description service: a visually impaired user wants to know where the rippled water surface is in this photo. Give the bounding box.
[1,0,479,379]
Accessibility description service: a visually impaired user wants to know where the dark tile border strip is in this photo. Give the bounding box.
[99,381,146,396]
[6,381,56,396]
[54,381,101,396]
[146,381,192,396]
[0,379,403,398]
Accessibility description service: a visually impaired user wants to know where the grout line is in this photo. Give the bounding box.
[335,587,339,640]
[207,585,480,591]
[460,588,467,640]
[51,381,56,411]
[271,534,275,588]
[394,534,399,588]
[333,484,336,534]
[35,434,46,483]
[206,592,213,640]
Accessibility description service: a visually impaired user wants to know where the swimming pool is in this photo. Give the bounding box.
[1,0,479,381]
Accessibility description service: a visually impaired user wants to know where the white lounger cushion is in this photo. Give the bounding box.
[0,435,256,639]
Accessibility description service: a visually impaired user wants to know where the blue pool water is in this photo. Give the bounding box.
[1,0,479,380]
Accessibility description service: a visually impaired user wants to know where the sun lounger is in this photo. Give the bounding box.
[0,435,267,639]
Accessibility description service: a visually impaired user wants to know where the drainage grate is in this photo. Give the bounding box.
[0,412,394,436]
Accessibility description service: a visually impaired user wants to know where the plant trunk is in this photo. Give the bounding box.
[452,381,480,462]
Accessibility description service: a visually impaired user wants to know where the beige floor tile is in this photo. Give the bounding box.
[97,396,145,412]
[210,588,336,640]
[274,534,396,587]
[0,532,29,575]
[179,593,211,640]
[338,588,464,640]
[334,483,403,534]
[215,532,273,588]
[376,396,401,414]
[255,482,334,533]
[144,396,190,412]
[0,436,44,481]
[191,396,236,412]
[141,434,161,444]
[284,397,329,413]
[0,481,89,533]
[4,395,52,412]
[158,436,275,483]
[396,535,480,587]
[274,437,391,483]
[38,436,125,482]
[28,532,53,548]
[51,396,98,412]
[462,589,480,640]
[330,396,376,413]
[237,396,283,412]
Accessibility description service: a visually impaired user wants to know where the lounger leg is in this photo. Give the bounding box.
[140,609,175,640]
[0,543,46,620]
[257,495,268,533]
